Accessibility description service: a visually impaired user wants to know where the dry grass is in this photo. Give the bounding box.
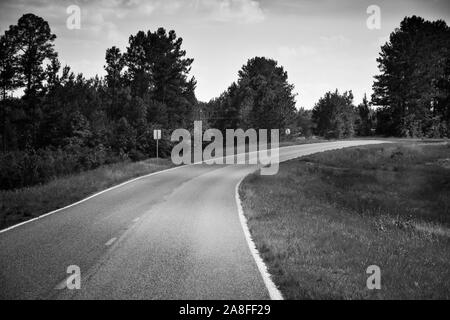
[0,158,174,229]
[240,143,450,299]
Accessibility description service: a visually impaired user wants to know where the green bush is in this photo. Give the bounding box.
[0,145,117,190]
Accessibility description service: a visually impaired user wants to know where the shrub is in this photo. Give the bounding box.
[0,144,117,190]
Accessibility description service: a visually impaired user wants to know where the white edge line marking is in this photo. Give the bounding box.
[0,163,195,234]
[235,175,284,301]
[233,140,390,300]
[0,141,389,235]
[0,145,273,234]
[105,237,117,246]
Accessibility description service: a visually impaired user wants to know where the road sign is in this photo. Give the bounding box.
[153,129,161,140]
[153,129,162,160]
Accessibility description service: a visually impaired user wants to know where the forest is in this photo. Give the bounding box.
[0,14,449,190]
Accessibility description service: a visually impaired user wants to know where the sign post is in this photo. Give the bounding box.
[153,129,161,160]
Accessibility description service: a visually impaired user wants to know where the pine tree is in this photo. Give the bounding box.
[124,28,196,128]
[372,16,450,137]
[237,57,297,130]
[6,13,57,98]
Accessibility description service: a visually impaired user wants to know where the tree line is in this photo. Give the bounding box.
[0,13,196,189]
[0,14,449,190]
[205,16,449,140]
[373,16,450,137]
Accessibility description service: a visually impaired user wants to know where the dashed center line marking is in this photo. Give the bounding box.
[105,237,117,246]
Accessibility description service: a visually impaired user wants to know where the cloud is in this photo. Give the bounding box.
[0,0,266,34]
[277,46,297,59]
[297,45,317,56]
[131,0,266,23]
[319,34,351,46]
[277,45,317,60]
[205,0,265,24]
[79,10,123,44]
[78,0,266,24]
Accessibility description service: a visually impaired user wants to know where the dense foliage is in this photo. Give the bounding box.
[372,16,450,137]
[301,16,449,139]
[0,13,448,190]
[0,14,196,189]
[206,57,297,133]
[312,90,356,139]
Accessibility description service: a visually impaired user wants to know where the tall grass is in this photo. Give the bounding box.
[0,158,174,229]
[299,143,450,225]
[240,143,450,299]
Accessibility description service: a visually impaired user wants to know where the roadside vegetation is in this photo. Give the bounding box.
[240,142,450,299]
[0,158,173,230]
[1,12,449,297]
[2,14,449,194]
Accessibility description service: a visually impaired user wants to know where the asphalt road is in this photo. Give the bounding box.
[0,140,386,300]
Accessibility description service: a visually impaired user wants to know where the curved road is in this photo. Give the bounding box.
[0,140,386,299]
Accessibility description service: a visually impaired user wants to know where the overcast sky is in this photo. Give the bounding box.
[1,0,449,108]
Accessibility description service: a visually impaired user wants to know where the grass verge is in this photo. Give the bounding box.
[240,142,450,299]
[0,158,174,230]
